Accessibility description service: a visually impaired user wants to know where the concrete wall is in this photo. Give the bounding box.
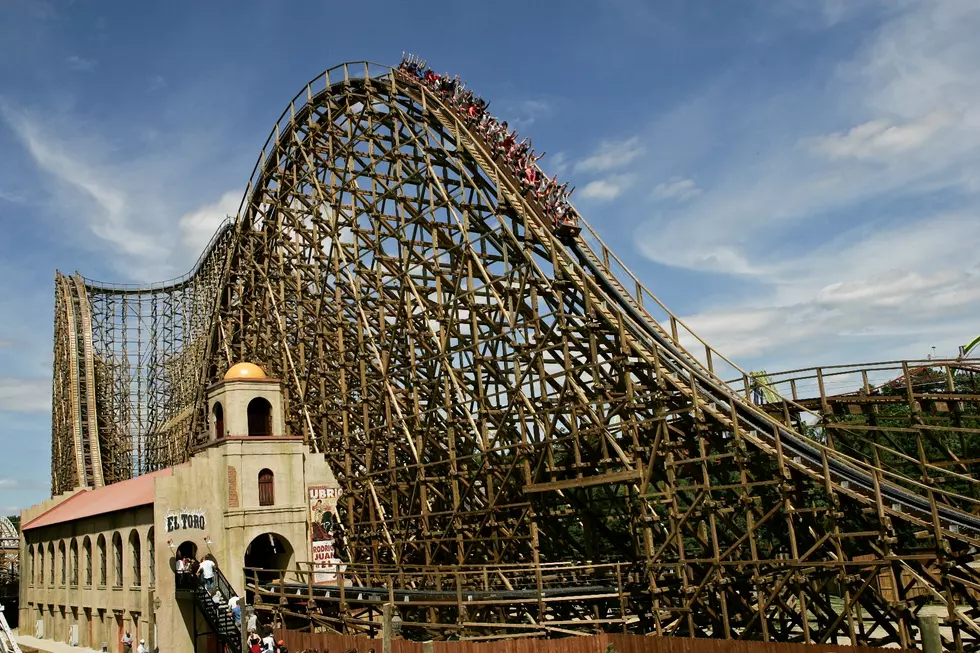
[207,379,287,440]
[154,436,338,653]
[20,375,340,653]
[19,505,156,652]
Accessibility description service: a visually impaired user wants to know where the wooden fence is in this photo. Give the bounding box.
[273,631,912,653]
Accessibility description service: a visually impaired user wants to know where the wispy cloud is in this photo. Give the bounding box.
[498,98,554,130]
[66,55,95,71]
[0,102,243,281]
[2,106,164,261]
[806,110,957,161]
[575,136,645,173]
[0,188,24,203]
[626,0,980,366]
[579,174,635,201]
[178,190,240,252]
[0,377,49,413]
[544,152,570,177]
[652,177,701,201]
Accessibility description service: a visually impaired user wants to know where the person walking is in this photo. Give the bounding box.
[121,631,133,653]
[247,631,262,653]
[137,639,147,653]
[261,630,276,653]
[197,554,217,592]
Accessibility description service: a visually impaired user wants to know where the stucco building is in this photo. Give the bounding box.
[18,363,341,653]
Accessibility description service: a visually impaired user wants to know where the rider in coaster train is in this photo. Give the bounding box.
[398,54,581,237]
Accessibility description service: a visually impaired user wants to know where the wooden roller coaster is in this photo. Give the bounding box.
[48,61,980,649]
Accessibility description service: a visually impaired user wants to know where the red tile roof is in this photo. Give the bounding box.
[23,467,176,531]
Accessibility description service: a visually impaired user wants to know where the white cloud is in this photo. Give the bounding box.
[0,102,244,281]
[0,479,17,489]
[1,105,165,263]
[66,55,95,71]
[0,377,49,413]
[545,152,570,177]
[497,98,554,130]
[635,0,980,275]
[575,136,644,173]
[807,110,957,161]
[652,177,702,201]
[178,190,240,253]
[0,189,23,203]
[623,0,980,367]
[579,174,634,200]
[678,212,980,365]
[517,99,551,122]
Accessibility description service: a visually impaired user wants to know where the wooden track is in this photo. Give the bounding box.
[48,62,980,649]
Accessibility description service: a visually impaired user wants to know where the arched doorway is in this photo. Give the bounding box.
[243,532,293,601]
[175,541,198,561]
[174,541,198,591]
[247,397,272,436]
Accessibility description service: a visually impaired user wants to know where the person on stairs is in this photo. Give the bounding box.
[231,600,242,626]
[197,554,217,592]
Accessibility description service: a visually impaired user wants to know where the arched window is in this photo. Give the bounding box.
[147,527,155,586]
[70,539,78,586]
[47,542,54,585]
[129,531,142,587]
[83,537,92,585]
[247,397,273,436]
[213,402,225,439]
[258,468,275,506]
[97,535,106,586]
[59,541,66,585]
[112,532,123,587]
[38,545,45,586]
[29,545,35,585]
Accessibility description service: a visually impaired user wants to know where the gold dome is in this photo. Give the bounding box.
[224,362,267,380]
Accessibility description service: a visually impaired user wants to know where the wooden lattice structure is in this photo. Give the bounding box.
[48,61,980,649]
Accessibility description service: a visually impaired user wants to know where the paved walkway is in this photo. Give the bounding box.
[15,634,103,653]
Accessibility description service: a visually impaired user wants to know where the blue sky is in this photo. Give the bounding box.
[2,0,980,513]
